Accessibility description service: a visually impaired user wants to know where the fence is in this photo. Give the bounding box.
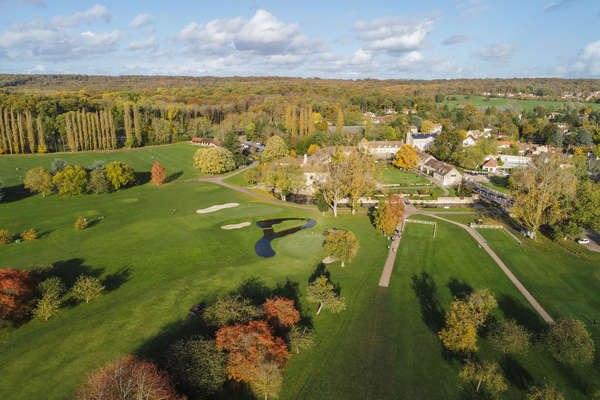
[404,219,437,238]
[471,224,522,245]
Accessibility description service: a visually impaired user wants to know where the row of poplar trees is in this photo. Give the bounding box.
[64,109,118,152]
[0,107,47,154]
[285,103,315,145]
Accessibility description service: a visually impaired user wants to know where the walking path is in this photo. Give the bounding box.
[378,222,404,287]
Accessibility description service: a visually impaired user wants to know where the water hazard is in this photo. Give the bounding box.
[254,218,317,258]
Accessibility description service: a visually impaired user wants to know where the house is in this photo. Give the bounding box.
[406,132,437,151]
[431,124,443,134]
[358,140,404,159]
[191,138,220,147]
[463,136,477,147]
[482,158,499,173]
[409,125,419,134]
[419,157,462,187]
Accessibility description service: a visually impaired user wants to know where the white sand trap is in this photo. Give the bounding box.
[221,222,251,230]
[322,256,337,264]
[196,203,240,214]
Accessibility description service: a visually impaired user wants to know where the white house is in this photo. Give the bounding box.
[482,158,499,173]
[406,132,437,151]
[463,136,477,147]
[358,140,404,159]
[418,153,462,187]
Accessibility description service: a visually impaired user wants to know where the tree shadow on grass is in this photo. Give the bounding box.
[2,184,34,203]
[497,294,547,336]
[37,229,54,239]
[499,355,534,390]
[447,278,473,300]
[166,171,183,183]
[411,272,445,333]
[134,171,151,185]
[102,267,131,292]
[52,258,104,288]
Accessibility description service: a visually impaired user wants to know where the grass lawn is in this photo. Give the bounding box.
[440,94,600,112]
[223,165,257,187]
[378,165,431,185]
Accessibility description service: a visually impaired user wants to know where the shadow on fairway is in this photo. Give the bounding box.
[52,258,104,288]
[411,272,445,333]
[134,171,151,185]
[2,184,35,203]
[102,267,131,292]
[497,294,547,335]
[166,171,183,183]
[499,355,534,390]
[447,277,473,300]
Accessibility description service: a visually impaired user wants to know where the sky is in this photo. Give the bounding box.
[0,0,599,79]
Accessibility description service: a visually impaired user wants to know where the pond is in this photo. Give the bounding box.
[255,218,317,258]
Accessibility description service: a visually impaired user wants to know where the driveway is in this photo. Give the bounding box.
[581,229,600,253]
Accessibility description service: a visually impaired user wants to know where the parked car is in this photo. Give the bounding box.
[577,238,590,245]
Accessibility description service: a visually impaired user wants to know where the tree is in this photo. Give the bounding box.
[24,167,54,197]
[263,297,300,328]
[262,135,288,162]
[53,165,88,195]
[0,268,40,321]
[39,277,65,298]
[323,229,359,267]
[335,106,344,135]
[546,319,595,365]
[215,320,290,383]
[489,319,531,355]
[32,294,60,321]
[511,154,576,236]
[74,216,88,230]
[392,145,419,169]
[421,120,435,133]
[71,275,104,304]
[151,161,166,186]
[76,355,179,400]
[262,157,303,201]
[317,148,349,217]
[344,149,377,214]
[50,158,67,174]
[288,325,313,354]
[20,228,37,241]
[527,384,565,400]
[0,229,13,245]
[576,128,593,147]
[373,195,405,236]
[87,169,111,194]
[203,295,262,328]
[105,161,136,190]
[459,361,507,395]
[307,275,346,315]
[167,337,228,397]
[193,147,236,175]
[250,362,283,400]
[307,144,319,156]
[429,130,463,163]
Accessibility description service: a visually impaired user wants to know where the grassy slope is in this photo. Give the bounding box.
[440,95,600,111]
[379,166,430,185]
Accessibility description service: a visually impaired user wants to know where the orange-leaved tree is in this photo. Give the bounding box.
[216,320,290,383]
[151,161,166,186]
[0,268,40,321]
[263,297,300,328]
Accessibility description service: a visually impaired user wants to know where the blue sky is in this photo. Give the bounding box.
[0,0,599,78]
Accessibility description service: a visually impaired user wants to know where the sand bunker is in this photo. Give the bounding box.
[221,222,251,230]
[196,203,240,214]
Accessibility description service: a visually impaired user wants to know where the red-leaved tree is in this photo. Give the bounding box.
[76,355,180,400]
[0,268,40,321]
[263,297,300,328]
[151,161,166,186]
[215,320,290,383]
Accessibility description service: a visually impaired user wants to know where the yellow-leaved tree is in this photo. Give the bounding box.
[392,145,419,169]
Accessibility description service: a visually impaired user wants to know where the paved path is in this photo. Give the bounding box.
[378,222,403,287]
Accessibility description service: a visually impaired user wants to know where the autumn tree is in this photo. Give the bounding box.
[262,157,303,201]
[392,144,419,169]
[0,268,40,321]
[215,320,290,383]
[323,229,359,267]
[307,275,346,315]
[344,149,377,214]
[36,116,47,153]
[263,297,300,328]
[53,165,88,195]
[546,318,595,365]
[373,195,405,236]
[105,161,136,190]
[459,361,507,395]
[0,229,13,245]
[335,106,344,135]
[489,319,531,355]
[527,384,565,400]
[20,228,37,241]
[250,362,283,400]
[167,337,228,397]
[203,294,262,328]
[421,120,435,133]
[76,355,179,400]
[71,275,104,304]
[32,294,60,321]
[511,154,576,236]
[38,277,66,299]
[151,161,166,186]
[24,167,54,197]
[262,135,288,162]
[288,325,313,354]
[87,170,111,194]
[193,147,236,175]
[317,148,349,217]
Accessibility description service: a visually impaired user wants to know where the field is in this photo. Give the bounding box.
[378,165,431,185]
[1,146,599,399]
[440,94,600,112]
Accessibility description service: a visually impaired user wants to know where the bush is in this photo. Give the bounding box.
[50,158,67,174]
[87,169,111,194]
[0,229,13,245]
[71,275,104,304]
[105,161,136,190]
[53,165,88,195]
[74,217,88,230]
[244,169,260,185]
[20,228,37,241]
[151,161,166,186]
[193,147,236,175]
[24,167,54,197]
[32,294,60,322]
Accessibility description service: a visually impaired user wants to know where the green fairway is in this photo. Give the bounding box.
[223,165,257,187]
[440,94,600,112]
[378,165,431,185]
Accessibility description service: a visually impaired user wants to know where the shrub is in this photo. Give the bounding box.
[105,161,136,190]
[50,158,67,174]
[244,169,260,185]
[0,229,13,245]
[74,217,88,230]
[53,165,88,195]
[193,147,236,175]
[86,169,111,194]
[151,161,166,185]
[20,228,37,241]
[24,167,54,197]
[71,275,104,304]
[527,384,565,400]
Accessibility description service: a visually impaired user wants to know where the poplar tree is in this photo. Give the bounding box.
[25,110,36,153]
[82,110,90,150]
[335,106,344,135]
[123,102,133,147]
[75,111,83,151]
[0,107,6,153]
[109,110,117,149]
[36,116,47,153]
[17,111,26,153]
[299,106,306,138]
[133,105,142,146]
[3,108,13,153]
[307,104,315,135]
[10,110,19,153]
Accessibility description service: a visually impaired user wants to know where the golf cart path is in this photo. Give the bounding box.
[378,206,554,324]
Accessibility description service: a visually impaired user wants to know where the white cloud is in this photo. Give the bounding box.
[475,43,516,64]
[576,40,600,76]
[457,0,489,17]
[128,36,157,51]
[129,13,153,28]
[179,9,321,56]
[25,64,45,73]
[52,4,111,27]
[353,17,433,55]
[443,35,468,45]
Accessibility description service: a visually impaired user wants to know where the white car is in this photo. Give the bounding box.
[577,238,590,245]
